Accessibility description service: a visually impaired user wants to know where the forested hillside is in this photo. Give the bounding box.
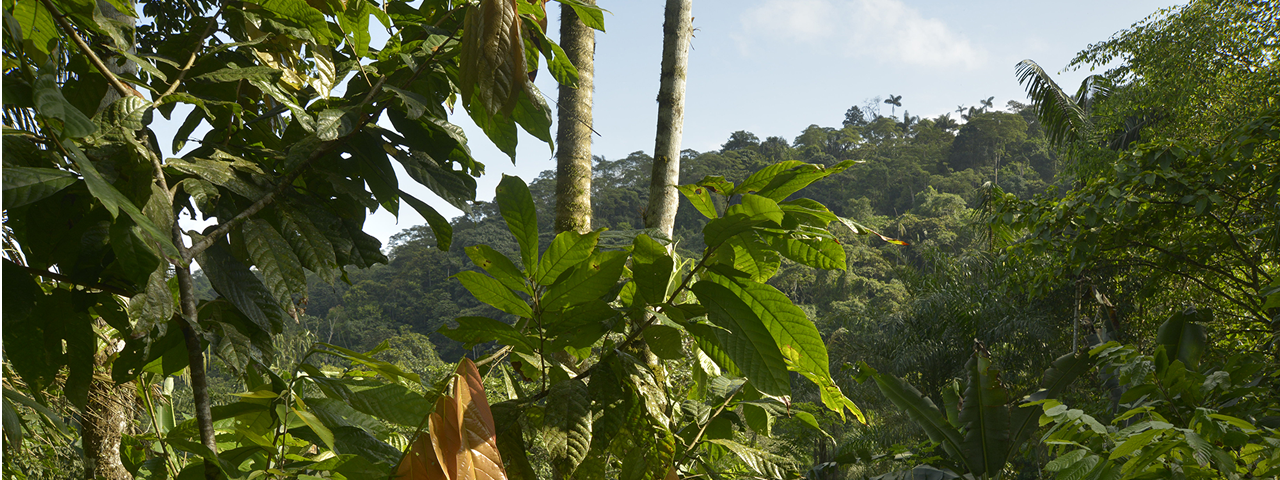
[300,101,1057,363]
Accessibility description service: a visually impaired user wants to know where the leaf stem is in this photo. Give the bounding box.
[38,0,146,101]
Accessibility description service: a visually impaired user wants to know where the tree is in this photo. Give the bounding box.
[554,0,598,234]
[843,105,868,127]
[884,94,903,117]
[645,0,695,241]
[3,0,595,476]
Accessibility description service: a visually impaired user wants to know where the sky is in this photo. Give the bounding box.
[170,0,1186,247]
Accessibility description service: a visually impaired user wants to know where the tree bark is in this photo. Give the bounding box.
[83,355,134,480]
[644,0,693,240]
[553,1,595,235]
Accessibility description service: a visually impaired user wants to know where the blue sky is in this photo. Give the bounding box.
[171,0,1186,246]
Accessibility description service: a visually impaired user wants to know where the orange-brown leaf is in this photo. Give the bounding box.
[455,358,506,480]
[395,432,448,480]
[430,401,463,480]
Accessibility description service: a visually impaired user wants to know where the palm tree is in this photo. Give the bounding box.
[1014,59,1109,149]
[979,96,995,112]
[884,94,903,117]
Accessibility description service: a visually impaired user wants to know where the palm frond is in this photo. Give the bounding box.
[1015,59,1097,149]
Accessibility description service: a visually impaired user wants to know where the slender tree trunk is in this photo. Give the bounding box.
[644,0,693,240]
[553,1,595,235]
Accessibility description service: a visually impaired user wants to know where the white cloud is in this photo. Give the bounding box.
[738,0,986,70]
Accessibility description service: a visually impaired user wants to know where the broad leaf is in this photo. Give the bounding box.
[540,250,628,313]
[958,353,1010,476]
[536,229,600,286]
[691,281,791,397]
[455,271,532,318]
[495,175,539,275]
[544,378,591,476]
[243,218,306,318]
[439,316,534,351]
[400,190,454,251]
[465,245,530,295]
[864,362,965,463]
[1,167,78,208]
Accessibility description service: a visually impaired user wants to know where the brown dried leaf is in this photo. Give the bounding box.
[431,402,463,480]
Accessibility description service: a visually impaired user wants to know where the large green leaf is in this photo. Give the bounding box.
[398,190,452,251]
[1156,309,1208,370]
[242,219,306,317]
[692,281,791,397]
[540,250,628,313]
[755,160,854,202]
[706,273,828,377]
[958,353,1011,476]
[33,74,96,138]
[1,167,78,208]
[439,316,534,351]
[620,424,674,480]
[536,229,601,286]
[723,235,781,283]
[545,378,592,476]
[495,175,540,275]
[677,184,719,219]
[732,161,806,196]
[108,219,163,286]
[308,377,433,428]
[491,401,537,480]
[277,206,338,284]
[772,234,845,271]
[630,234,674,305]
[196,239,287,334]
[454,270,533,318]
[190,65,283,83]
[1008,352,1093,456]
[706,439,791,479]
[465,245,530,295]
[348,132,398,214]
[248,0,336,44]
[703,213,770,248]
[865,362,965,463]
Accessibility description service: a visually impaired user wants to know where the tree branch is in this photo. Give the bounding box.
[19,265,132,296]
[153,12,222,105]
[39,0,146,101]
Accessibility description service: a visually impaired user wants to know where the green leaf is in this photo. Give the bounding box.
[248,0,335,44]
[318,108,358,142]
[643,324,684,360]
[537,229,601,286]
[495,175,540,275]
[33,74,96,138]
[677,184,718,219]
[545,378,592,476]
[742,403,771,436]
[691,281,791,397]
[439,316,534,351]
[865,362,965,464]
[492,401,538,480]
[455,270,533,318]
[399,190,453,251]
[737,194,783,225]
[620,425,674,480]
[383,85,431,119]
[630,234,674,305]
[191,65,283,83]
[686,323,742,377]
[513,86,554,148]
[13,0,56,55]
[278,206,338,284]
[1110,428,1161,460]
[540,250,628,313]
[1156,309,1208,370]
[64,142,179,257]
[465,245,530,295]
[557,0,605,31]
[703,213,769,248]
[705,439,791,479]
[773,235,845,270]
[127,266,175,334]
[723,235,780,283]
[528,22,578,88]
[243,219,306,318]
[292,407,336,452]
[2,167,78,208]
[755,160,854,202]
[958,353,1011,476]
[1009,352,1093,454]
[732,160,806,196]
[706,273,828,378]
[196,239,287,335]
[307,377,432,428]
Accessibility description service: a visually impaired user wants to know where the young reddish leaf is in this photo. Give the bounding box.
[394,433,447,480]
[455,358,506,480]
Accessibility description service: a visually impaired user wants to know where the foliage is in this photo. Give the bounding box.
[443,167,893,479]
[1035,309,1280,479]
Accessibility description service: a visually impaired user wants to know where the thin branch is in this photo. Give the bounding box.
[154,12,222,104]
[39,0,146,101]
[19,265,132,296]
[680,382,744,464]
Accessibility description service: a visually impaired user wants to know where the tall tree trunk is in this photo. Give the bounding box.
[553,1,595,235]
[644,0,693,240]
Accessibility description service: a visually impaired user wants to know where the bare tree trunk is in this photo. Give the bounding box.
[644,0,693,241]
[553,1,595,235]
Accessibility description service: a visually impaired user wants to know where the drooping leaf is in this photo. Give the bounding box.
[1155,309,1208,370]
[278,205,338,284]
[1,166,78,208]
[455,358,507,480]
[196,239,287,334]
[755,160,854,202]
[544,378,591,476]
[400,190,453,251]
[864,362,965,463]
[459,0,526,152]
[957,352,1011,476]
[691,281,791,397]
[630,234,674,305]
[65,142,179,257]
[33,74,96,138]
[243,218,306,318]
[706,439,791,479]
